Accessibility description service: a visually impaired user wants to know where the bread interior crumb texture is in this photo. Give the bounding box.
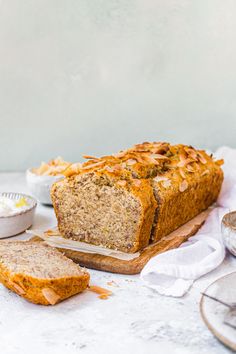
[54,173,142,252]
[0,241,85,278]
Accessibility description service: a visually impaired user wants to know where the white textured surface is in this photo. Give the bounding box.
[0,173,235,354]
[1,1,236,170]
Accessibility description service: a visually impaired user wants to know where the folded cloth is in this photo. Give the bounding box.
[141,146,236,297]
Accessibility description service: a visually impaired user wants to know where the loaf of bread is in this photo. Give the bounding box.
[51,142,223,253]
[0,240,89,305]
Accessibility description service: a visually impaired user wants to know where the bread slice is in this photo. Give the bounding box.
[51,171,157,253]
[0,240,90,305]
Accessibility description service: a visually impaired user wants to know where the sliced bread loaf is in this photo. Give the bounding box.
[0,240,90,305]
[51,142,223,253]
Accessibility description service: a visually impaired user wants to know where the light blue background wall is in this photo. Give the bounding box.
[0,0,236,170]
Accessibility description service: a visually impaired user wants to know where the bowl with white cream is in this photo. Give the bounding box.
[0,193,37,238]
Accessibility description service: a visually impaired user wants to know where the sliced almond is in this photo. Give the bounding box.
[83,155,99,160]
[133,179,141,187]
[179,180,188,192]
[88,285,112,300]
[126,159,137,166]
[42,288,61,305]
[11,282,25,295]
[186,164,195,173]
[149,153,168,160]
[112,164,122,171]
[113,150,128,158]
[117,180,127,187]
[198,153,207,164]
[104,166,115,173]
[177,153,192,167]
[153,175,169,183]
[201,169,210,176]
[82,160,105,170]
[179,168,186,179]
[63,163,82,177]
[162,179,171,189]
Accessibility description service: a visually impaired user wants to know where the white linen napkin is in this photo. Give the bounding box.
[141,146,236,297]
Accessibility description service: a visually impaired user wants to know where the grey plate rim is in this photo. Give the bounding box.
[200,271,236,351]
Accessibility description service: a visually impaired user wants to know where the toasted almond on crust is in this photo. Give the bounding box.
[153,175,169,183]
[149,153,169,160]
[117,180,127,187]
[186,164,195,172]
[82,161,105,170]
[198,153,207,164]
[104,166,115,173]
[179,168,186,179]
[133,179,141,187]
[201,169,210,176]
[179,180,188,192]
[113,150,128,158]
[162,179,171,189]
[11,282,26,295]
[42,288,61,305]
[83,155,99,160]
[126,159,137,166]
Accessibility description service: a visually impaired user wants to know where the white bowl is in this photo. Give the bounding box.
[0,192,37,238]
[26,168,64,205]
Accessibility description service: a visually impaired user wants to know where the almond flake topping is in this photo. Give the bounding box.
[11,282,26,295]
[153,175,169,183]
[179,169,186,179]
[117,180,127,187]
[83,155,98,160]
[104,166,115,173]
[42,288,61,305]
[149,153,169,160]
[82,160,105,170]
[126,159,137,166]
[179,180,188,192]
[198,153,207,164]
[162,179,172,189]
[186,164,195,173]
[201,169,210,176]
[133,179,141,187]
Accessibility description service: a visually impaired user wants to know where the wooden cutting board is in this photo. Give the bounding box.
[34,209,210,275]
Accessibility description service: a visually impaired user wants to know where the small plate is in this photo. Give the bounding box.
[0,192,37,238]
[200,272,236,351]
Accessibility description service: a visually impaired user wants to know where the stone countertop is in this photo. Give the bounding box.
[0,173,235,354]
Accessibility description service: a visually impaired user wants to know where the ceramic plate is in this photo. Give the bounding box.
[200,272,236,351]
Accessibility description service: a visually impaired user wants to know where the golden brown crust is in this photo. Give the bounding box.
[0,255,90,306]
[151,145,223,241]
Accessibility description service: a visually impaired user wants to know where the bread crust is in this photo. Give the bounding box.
[152,156,223,241]
[0,242,90,305]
